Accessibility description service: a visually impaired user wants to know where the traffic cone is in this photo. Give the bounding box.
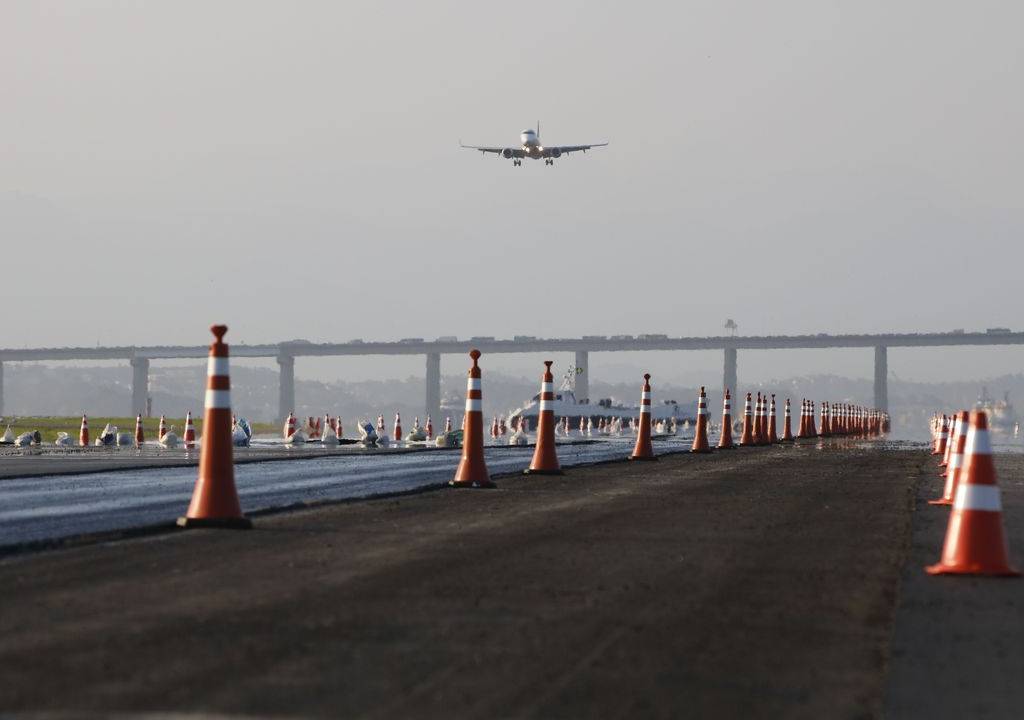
[79,414,89,447]
[751,392,763,445]
[717,389,735,449]
[738,392,755,447]
[451,350,494,488]
[629,374,656,461]
[393,413,402,443]
[931,411,967,506]
[818,402,830,438]
[158,415,167,440]
[940,412,956,468]
[491,416,500,439]
[184,411,196,449]
[283,412,296,439]
[134,413,145,447]
[807,401,818,436]
[444,416,452,434]
[759,393,770,445]
[937,417,950,456]
[927,411,1020,576]
[781,398,794,441]
[526,361,563,475]
[178,325,251,529]
[425,415,434,440]
[336,416,343,438]
[691,386,712,453]
[377,414,386,440]
[767,394,778,443]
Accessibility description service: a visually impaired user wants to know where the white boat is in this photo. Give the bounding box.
[508,366,690,427]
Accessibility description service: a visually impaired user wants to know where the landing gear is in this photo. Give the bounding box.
[513,159,522,167]
[545,159,554,166]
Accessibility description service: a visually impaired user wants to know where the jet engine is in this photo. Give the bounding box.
[550,148,562,158]
[502,148,514,159]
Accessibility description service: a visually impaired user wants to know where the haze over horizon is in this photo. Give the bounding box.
[3,1,1022,385]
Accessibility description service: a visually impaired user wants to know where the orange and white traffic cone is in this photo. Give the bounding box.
[781,398,794,442]
[134,413,145,448]
[79,414,90,447]
[629,374,657,461]
[818,402,830,438]
[283,412,296,439]
[184,411,196,449]
[425,415,434,441]
[178,325,251,529]
[158,415,167,440]
[931,411,967,506]
[738,392,756,447]
[491,416,500,440]
[751,392,763,445]
[451,349,494,488]
[927,411,1020,576]
[691,386,712,453]
[393,413,402,443]
[377,414,387,440]
[807,401,818,436]
[939,412,956,469]
[717,389,735,450]
[767,394,778,444]
[933,415,949,457]
[336,416,343,438]
[526,361,562,475]
[444,416,452,434]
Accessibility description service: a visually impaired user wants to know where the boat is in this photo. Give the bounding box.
[508,366,690,427]
[977,387,1018,434]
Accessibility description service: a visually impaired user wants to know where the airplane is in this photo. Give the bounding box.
[460,122,608,166]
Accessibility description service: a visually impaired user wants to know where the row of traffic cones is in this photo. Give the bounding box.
[71,412,196,449]
[171,332,889,529]
[925,408,1018,577]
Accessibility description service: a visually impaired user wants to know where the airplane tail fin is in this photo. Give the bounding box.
[537,121,541,139]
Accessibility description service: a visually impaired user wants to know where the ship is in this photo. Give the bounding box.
[507,366,691,426]
[977,387,1019,435]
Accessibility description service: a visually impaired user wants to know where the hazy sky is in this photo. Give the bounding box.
[3,1,1022,385]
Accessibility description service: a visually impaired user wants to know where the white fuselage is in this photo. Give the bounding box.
[520,129,542,158]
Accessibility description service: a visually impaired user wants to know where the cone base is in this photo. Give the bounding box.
[629,455,658,461]
[690,448,713,454]
[524,468,564,476]
[176,516,252,530]
[449,479,496,489]
[779,438,794,443]
[925,561,1020,577]
[927,498,953,506]
[716,444,736,450]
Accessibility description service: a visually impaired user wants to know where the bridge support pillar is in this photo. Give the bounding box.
[426,352,441,426]
[130,357,149,416]
[723,347,738,394]
[874,346,888,413]
[574,350,589,402]
[277,354,295,424]
[0,360,4,417]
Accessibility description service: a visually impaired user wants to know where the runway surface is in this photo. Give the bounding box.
[0,437,686,548]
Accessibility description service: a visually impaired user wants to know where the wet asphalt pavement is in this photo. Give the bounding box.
[0,436,687,548]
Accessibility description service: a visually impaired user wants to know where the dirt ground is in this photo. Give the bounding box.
[0,442,1017,718]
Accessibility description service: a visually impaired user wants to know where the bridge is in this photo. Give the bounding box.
[2,331,1022,421]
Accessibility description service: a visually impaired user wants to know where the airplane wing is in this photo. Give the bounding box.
[460,142,523,157]
[550,142,609,156]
